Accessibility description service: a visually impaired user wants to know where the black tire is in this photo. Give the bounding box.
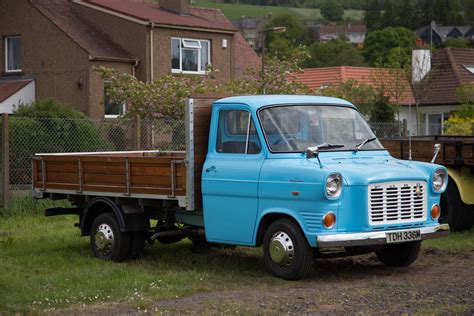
[90,212,131,261]
[263,219,313,280]
[376,241,421,267]
[129,231,146,259]
[440,179,473,231]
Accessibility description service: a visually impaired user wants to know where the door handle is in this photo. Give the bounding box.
[205,166,217,173]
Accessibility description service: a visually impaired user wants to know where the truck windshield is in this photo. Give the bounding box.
[259,105,384,153]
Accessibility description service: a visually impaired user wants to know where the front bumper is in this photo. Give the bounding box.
[317,224,449,248]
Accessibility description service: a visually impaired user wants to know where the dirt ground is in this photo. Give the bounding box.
[58,247,474,315]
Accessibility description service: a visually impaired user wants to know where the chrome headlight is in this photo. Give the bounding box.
[432,168,448,193]
[326,173,342,199]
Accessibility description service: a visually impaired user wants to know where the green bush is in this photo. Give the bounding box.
[7,99,111,187]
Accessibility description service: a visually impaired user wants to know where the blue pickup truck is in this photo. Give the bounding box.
[34,95,449,280]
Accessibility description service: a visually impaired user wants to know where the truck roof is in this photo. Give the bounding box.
[213,95,355,110]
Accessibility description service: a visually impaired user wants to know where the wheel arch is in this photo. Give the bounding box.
[447,167,474,205]
[81,197,149,236]
[254,209,307,247]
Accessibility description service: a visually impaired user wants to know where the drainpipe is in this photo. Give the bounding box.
[150,22,155,81]
[132,59,139,77]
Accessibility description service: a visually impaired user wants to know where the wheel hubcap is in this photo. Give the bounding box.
[95,223,114,255]
[269,231,294,267]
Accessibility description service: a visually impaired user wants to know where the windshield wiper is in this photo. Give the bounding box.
[304,143,345,169]
[306,143,346,152]
[354,137,377,153]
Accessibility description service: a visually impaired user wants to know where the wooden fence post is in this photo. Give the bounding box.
[0,113,10,208]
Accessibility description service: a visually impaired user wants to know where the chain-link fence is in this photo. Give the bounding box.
[2,116,185,191]
[2,114,471,193]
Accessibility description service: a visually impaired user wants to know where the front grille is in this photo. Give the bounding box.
[368,181,427,226]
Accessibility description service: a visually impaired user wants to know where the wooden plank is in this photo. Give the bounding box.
[45,172,79,183]
[83,163,126,175]
[84,174,126,186]
[45,161,78,173]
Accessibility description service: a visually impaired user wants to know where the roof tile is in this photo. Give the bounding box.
[31,0,134,60]
[0,80,33,103]
[294,66,415,105]
[82,0,237,31]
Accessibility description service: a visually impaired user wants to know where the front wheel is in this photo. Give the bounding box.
[376,241,421,267]
[90,212,131,261]
[263,219,313,280]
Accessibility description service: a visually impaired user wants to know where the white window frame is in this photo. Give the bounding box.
[104,81,126,119]
[464,64,474,74]
[171,37,211,75]
[5,36,22,73]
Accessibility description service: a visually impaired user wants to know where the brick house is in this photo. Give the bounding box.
[411,48,474,135]
[307,23,367,44]
[0,0,260,118]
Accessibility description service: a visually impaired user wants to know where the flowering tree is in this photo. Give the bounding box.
[97,67,210,120]
[97,52,309,120]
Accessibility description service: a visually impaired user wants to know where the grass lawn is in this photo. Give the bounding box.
[194,0,363,21]
[1,198,473,313]
[0,199,279,314]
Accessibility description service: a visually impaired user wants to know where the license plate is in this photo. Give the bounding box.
[386,230,421,244]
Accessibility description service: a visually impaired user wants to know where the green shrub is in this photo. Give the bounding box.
[7,99,111,188]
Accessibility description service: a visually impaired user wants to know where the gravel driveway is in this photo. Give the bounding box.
[63,247,473,315]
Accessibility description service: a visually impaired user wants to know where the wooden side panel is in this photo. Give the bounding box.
[33,152,186,197]
[191,97,218,209]
[382,139,474,166]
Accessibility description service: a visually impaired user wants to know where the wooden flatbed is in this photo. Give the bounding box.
[32,96,218,211]
[33,151,187,202]
[382,136,474,167]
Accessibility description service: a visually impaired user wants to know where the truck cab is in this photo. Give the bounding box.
[201,95,449,279]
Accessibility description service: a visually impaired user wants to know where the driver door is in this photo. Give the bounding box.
[201,108,264,245]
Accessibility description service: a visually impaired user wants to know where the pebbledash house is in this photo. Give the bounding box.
[0,0,260,118]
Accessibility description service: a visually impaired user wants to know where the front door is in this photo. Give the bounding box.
[202,109,264,244]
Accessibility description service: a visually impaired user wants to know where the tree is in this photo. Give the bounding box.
[98,50,310,120]
[363,27,416,66]
[304,37,365,68]
[370,90,396,122]
[225,51,311,95]
[364,0,383,32]
[97,68,210,120]
[320,0,344,21]
[444,38,474,49]
[317,79,374,116]
[265,13,306,59]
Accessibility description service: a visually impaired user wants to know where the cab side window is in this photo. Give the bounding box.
[216,110,261,154]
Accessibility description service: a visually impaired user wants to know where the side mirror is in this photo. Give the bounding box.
[431,143,441,163]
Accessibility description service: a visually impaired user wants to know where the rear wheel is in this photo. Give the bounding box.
[90,212,131,261]
[440,179,472,231]
[376,241,421,267]
[263,219,313,280]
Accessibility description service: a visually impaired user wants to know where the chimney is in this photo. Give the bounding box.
[412,49,431,84]
[160,0,191,15]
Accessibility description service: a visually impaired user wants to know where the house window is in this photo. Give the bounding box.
[464,65,474,74]
[5,36,22,73]
[425,112,452,135]
[171,37,210,74]
[104,81,124,118]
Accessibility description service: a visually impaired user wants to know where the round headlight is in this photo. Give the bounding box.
[432,168,448,192]
[326,173,342,199]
